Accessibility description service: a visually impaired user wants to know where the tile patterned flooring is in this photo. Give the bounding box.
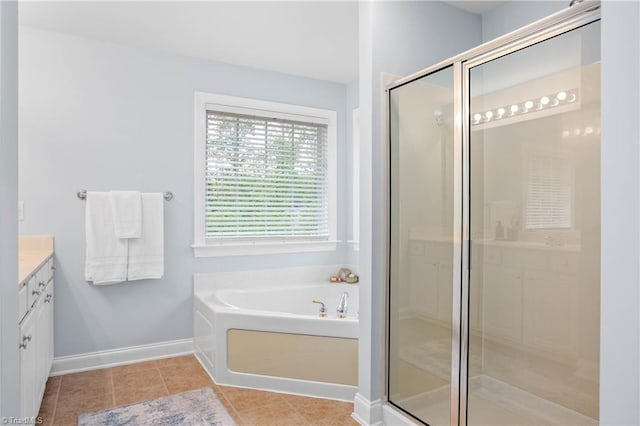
[38,355,358,426]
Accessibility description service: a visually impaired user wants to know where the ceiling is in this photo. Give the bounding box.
[447,1,506,14]
[19,1,359,84]
[19,1,509,84]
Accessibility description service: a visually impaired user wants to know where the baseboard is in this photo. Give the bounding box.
[352,393,383,426]
[382,404,420,426]
[50,338,194,376]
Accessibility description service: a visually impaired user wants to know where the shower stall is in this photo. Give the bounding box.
[387,3,600,425]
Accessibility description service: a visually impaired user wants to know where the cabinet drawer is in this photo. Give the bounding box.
[46,258,54,282]
[18,284,28,322]
[36,265,48,289]
[27,276,39,308]
[484,246,502,265]
[502,248,547,270]
[549,253,579,275]
[424,242,453,263]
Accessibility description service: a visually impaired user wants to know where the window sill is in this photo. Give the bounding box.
[192,240,339,258]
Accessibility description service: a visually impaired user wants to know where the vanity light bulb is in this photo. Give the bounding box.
[557,91,568,101]
[562,130,570,138]
[485,111,494,120]
[585,127,594,135]
[567,93,577,102]
[497,107,506,117]
[524,100,534,110]
[540,96,550,105]
[510,104,519,114]
[574,128,582,136]
[473,113,482,123]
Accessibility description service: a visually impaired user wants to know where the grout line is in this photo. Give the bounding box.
[217,391,244,425]
[110,369,116,407]
[283,398,308,422]
[49,376,62,425]
[157,363,171,396]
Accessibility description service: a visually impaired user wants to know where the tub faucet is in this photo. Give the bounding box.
[337,292,348,318]
[312,300,327,317]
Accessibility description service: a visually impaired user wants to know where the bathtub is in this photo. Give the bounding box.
[194,282,359,401]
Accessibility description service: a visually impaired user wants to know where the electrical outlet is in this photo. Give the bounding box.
[18,201,24,221]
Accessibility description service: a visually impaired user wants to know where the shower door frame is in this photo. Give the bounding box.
[385,2,601,425]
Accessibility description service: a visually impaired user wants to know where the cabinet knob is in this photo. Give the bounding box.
[51,265,56,270]
[32,289,40,296]
[19,342,27,349]
[38,281,46,288]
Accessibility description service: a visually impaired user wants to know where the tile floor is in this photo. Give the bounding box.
[38,355,358,426]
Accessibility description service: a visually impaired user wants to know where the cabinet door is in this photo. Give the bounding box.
[437,263,453,323]
[20,310,37,419]
[469,269,483,332]
[483,265,523,343]
[523,271,577,357]
[45,281,54,372]
[35,293,48,402]
[409,258,439,319]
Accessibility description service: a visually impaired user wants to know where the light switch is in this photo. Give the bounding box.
[18,201,24,221]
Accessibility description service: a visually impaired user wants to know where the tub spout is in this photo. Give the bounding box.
[337,292,348,318]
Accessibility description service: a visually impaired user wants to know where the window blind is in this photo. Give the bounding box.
[525,154,572,229]
[205,110,329,240]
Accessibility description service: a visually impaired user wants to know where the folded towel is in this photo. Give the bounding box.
[128,193,164,281]
[109,190,142,238]
[85,192,128,285]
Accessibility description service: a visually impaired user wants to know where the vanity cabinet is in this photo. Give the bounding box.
[408,237,582,360]
[477,242,580,359]
[408,240,453,323]
[19,255,54,420]
[19,310,37,421]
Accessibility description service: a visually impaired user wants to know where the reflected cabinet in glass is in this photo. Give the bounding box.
[467,21,600,426]
[388,66,456,426]
[387,14,600,426]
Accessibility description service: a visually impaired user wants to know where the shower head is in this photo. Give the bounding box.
[434,110,444,125]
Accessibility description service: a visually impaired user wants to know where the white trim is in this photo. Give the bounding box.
[352,393,383,426]
[382,404,420,426]
[193,92,338,257]
[352,107,360,252]
[192,240,338,257]
[50,338,194,376]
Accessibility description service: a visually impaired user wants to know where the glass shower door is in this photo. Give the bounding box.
[388,66,457,426]
[466,20,600,425]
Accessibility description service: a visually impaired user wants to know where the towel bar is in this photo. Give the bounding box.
[76,190,174,201]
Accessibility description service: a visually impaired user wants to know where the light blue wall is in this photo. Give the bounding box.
[0,1,19,417]
[600,2,640,424]
[345,80,359,267]
[482,0,565,42]
[19,27,351,357]
[358,0,482,407]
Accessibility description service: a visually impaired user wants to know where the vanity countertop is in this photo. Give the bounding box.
[19,235,54,287]
[407,234,581,252]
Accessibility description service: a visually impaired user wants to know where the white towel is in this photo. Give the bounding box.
[127,193,164,281]
[109,190,142,238]
[85,192,128,285]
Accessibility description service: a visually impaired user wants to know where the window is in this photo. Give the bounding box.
[193,93,337,256]
[524,151,573,230]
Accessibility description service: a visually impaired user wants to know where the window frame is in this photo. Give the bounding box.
[522,145,575,231]
[193,92,337,257]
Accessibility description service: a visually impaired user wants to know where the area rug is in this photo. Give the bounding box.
[77,388,236,426]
